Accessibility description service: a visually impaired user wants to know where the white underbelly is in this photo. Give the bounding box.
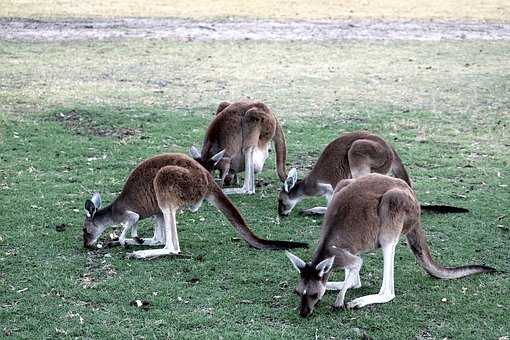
[253,146,269,173]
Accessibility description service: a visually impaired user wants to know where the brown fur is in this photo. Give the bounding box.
[279,131,467,216]
[200,100,288,183]
[113,154,210,218]
[315,175,418,261]
[288,174,495,317]
[304,132,406,192]
[83,153,306,251]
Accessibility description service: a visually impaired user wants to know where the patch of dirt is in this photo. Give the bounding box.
[1,18,509,42]
[56,109,142,139]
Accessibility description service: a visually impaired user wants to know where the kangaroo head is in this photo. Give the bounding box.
[278,168,302,216]
[286,252,335,317]
[83,193,108,248]
[189,146,226,172]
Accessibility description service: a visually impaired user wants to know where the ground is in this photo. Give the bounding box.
[0,2,509,339]
[1,0,509,21]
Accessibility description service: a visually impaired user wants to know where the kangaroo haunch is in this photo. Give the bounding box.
[287,174,495,317]
[278,131,468,216]
[190,100,288,195]
[83,153,306,259]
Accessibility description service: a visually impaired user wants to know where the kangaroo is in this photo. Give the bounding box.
[286,174,495,317]
[278,131,468,216]
[83,153,306,259]
[190,100,287,195]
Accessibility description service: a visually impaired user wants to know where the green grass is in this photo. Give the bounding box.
[0,39,509,339]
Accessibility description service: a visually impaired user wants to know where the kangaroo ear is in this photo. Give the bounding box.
[91,192,101,208]
[85,193,101,218]
[283,168,298,192]
[189,146,201,159]
[286,251,306,272]
[210,149,226,164]
[85,200,96,218]
[315,256,335,277]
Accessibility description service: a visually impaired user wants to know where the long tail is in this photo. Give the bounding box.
[406,223,496,279]
[390,145,412,188]
[207,185,307,250]
[420,204,469,214]
[273,119,288,181]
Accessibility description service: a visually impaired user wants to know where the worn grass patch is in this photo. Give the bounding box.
[0,39,509,339]
[1,0,509,21]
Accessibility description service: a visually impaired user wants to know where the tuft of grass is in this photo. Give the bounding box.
[1,0,509,21]
[0,39,509,339]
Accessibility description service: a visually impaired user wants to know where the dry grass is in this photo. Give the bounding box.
[2,0,509,21]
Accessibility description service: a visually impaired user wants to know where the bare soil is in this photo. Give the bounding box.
[1,18,509,42]
[55,109,142,139]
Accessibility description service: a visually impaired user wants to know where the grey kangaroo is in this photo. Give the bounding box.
[190,100,288,195]
[278,131,468,216]
[286,174,495,317]
[83,153,306,259]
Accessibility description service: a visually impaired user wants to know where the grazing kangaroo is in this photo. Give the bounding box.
[190,100,288,195]
[286,174,495,317]
[83,153,306,259]
[278,132,468,216]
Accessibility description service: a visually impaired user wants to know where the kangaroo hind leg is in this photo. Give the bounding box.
[346,189,411,308]
[127,165,207,259]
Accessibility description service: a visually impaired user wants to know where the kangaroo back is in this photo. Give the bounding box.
[406,223,495,279]
[207,185,307,250]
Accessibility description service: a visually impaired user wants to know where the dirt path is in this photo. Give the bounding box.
[1,18,510,42]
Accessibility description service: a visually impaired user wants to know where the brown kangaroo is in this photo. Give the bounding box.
[286,174,495,317]
[190,100,287,195]
[278,131,468,216]
[83,153,306,259]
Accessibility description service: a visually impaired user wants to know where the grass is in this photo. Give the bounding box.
[0,39,509,339]
[2,0,510,21]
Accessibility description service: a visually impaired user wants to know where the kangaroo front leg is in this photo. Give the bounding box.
[332,252,363,309]
[300,206,328,216]
[347,240,397,309]
[117,211,140,247]
[223,146,256,195]
[300,183,333,216]
[327,268,362,290]
[127,207,180,259]
[327,268,348,290]
[130,215,165,247]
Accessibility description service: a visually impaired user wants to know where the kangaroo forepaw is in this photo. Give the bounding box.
[299,208,325,216]
[332,302,346,311]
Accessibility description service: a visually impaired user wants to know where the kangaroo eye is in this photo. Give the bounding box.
[310,293,319,299]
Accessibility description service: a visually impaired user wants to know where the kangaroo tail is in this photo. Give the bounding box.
[273,119,288,181]
[208,185,307,250]
[390,145,413,188]
[420,204,469,214]
[406,223,496,279]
